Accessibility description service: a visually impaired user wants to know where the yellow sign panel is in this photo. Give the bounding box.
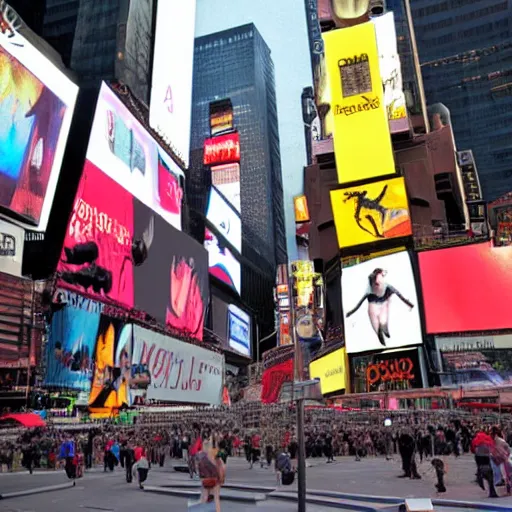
[309,348,349,395]
[294,195,310,223]
[331,177,412,249]
[323,23,395,184]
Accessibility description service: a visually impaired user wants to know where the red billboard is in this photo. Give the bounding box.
[419,242,512,334]
[203,133,240,166]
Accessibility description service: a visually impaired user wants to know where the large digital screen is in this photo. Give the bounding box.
[372,12,408,134]
[149,0,196,167]
[87,83,184,230]
[212,163,241,213]
[0,32,78,230]
[351,347,423,393]
[309,348,349,395]
[228,304,251,357]
[45,292,223,405]
[204,133,241,166]
[330,177,412,249]
[342,251,422,354]
[205,228,241,295]
[57,160,209,340]
[419,242,512,333]
[322,22,395,184]
[206,186,241,253]
[435,335,512,387]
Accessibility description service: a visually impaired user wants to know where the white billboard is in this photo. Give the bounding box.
[206,186,241,252]
[0,219,24,277]
[149,0,196,168]
[132,325,224,405]
[86,83,184,230]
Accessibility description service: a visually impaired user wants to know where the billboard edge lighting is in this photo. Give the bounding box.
[0,30,78,231]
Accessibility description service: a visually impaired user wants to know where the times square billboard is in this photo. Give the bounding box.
[57,83,209,341]
[0,19,78,231]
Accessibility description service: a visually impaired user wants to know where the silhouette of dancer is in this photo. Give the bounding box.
[345,268,414,346]
[344,185,390,238]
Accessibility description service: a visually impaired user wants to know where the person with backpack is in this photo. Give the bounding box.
[197,447,224,512]
[275,451,294,487]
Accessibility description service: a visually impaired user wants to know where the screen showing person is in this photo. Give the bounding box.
[342,250,422,353]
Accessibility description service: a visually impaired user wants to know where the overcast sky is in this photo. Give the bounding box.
[195,0,313,261]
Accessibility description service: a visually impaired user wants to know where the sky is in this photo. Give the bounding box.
[195,0,313,262]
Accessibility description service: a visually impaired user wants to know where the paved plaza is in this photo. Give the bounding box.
[0,455,511,511]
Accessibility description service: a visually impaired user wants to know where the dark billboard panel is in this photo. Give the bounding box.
[0,33,78,229]
[133,198,209,340]
[350,347,423,393]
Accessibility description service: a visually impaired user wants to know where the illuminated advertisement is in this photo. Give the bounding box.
[309,348,349,395]
[0,30,78,230]
[206,187,241,252]
[149,0,196,167]
[294,195,310,223]
[330,177,412,249]
[351,347,423,393]
[212,163,241,213]
[58,161,209,340]
[342,251,422,354]
[372,12,408,133]
[205,228,241,295]
[418,242,512,333]
[0,219,24,277]
[435,335,512,387]
[228,304,251,357]
[132,326,224,405]
[210,99,234,136]
[204,133,241,166]
[44,296,102,392]
[87,83,184,230]
[457,150,483,202]
[322,22,395,184]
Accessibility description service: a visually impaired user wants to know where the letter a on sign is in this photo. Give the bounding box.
[165,85,173,113]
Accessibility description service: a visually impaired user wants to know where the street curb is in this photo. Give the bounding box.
[271,491,377,512]
[160,481,276,493]
[271,488,512,512]
[143,485,266,503]
[0,481,75,500]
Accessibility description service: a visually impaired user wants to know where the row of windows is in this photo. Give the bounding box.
[425,20,509,45]
[196,31,254,53]
[455,1,508,23]
[413,0,494,17]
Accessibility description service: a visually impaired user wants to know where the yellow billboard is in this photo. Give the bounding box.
[309,347,349,395]
[331,176,412,249]
[323,22,395,184]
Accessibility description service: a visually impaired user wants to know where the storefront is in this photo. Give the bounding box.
[435,334,512,387]
[350,347,427,394]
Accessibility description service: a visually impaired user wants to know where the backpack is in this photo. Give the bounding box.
[196,452,219,480]
[281,469,295,486]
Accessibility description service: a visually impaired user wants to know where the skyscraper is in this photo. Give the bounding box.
[190,23,287,269]
[387,0,512,201]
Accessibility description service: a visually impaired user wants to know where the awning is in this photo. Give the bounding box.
[0,413,46,428]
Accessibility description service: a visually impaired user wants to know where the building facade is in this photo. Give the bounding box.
[387,0,512,201]
[190,23,287,268]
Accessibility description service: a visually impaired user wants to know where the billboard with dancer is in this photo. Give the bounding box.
[331,177,412,249]
[342,250,422,353]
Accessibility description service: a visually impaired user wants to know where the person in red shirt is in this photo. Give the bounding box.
[250,433,261,469]
[188,435,202,478]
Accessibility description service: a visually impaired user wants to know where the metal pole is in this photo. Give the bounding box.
[289,263,306,512]
[403,0,430,133]
[297,397,306,512]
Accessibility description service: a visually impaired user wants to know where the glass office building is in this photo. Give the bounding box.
[387,0,512,201]
[190,23,288,269]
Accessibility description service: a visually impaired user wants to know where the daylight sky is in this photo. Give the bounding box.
[195,0,313,261]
